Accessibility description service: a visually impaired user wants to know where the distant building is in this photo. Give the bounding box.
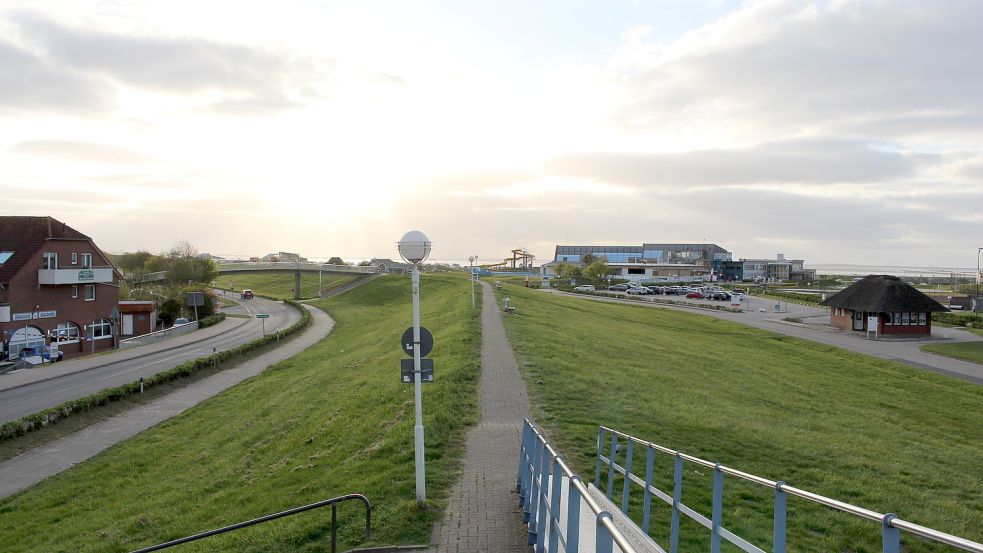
[261,252,308,263]
[821,275,947,336]
[721,254,815,282]
[118,300,157,337]
[549,243,731,282]
[197,253,225,261]
[369,258,413,274]
[0,216,123,359]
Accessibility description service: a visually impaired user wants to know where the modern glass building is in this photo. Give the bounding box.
[553,243,731,269]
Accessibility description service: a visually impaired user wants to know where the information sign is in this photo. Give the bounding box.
[256,313,270,319]
[400,358,434,383]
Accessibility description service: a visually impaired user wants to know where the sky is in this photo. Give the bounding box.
[1,0,981,267]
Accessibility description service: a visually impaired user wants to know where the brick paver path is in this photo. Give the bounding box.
[432,281,532,552]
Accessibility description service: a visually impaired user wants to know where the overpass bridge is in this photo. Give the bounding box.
[128,262,376,284]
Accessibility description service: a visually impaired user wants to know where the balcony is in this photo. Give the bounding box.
[38,267,115,285]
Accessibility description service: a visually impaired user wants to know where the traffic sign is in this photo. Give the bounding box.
[256,313,270,319]
[401,326,433,357]
[400,358,434,383]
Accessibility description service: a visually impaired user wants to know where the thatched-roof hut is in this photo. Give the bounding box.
[821,275,947,335]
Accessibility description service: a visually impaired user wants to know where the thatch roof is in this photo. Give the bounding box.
[821,275,948,312]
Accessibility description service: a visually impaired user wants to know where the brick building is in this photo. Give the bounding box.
[0,216,122,359]
[821,275,947,336]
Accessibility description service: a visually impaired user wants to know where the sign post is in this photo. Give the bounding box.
[398,230,432,505]
[256,313,270,336]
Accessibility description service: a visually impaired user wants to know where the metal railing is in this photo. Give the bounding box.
[518,419,639,553]
[595,426,983,553]
[129,493,371,553]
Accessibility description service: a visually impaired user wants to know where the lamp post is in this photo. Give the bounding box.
[468,255,478,308]
[976,247,982,312]
[398,230,432,504]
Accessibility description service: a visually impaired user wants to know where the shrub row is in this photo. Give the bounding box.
[0,301,312,443]
[572,289,742,312]
[754,290,824,306]
[933,311,983,328]
[197,312,226,328]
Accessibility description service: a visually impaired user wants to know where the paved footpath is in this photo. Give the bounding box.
[431,281,532,552]
[0,305,333,499]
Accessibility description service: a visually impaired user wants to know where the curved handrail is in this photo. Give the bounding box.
[129,493,371,553]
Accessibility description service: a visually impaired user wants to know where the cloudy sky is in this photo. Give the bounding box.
[1,0,981,267]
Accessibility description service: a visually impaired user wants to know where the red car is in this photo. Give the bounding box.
[240,289,254,299]
[685,291,704,299]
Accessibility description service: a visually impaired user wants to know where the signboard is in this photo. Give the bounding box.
[186,292,205,307]
[78,270,95,281]
[256,313,270,319]
[12,312,32,321]
[401,326,434,357]
[38,310,57,319]
[400,358,434,383]
[867,316,878,335]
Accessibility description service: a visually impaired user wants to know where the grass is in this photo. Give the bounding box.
[496,283,983,552]
[921,341,983,364]
[0,274,481,552]
[218,270,357,299]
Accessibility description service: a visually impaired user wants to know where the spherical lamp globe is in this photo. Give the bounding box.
[398,230,431,264]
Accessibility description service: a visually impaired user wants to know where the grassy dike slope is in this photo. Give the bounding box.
[0,274,479,552]
[497,285,982,552]
[219,271,357,299]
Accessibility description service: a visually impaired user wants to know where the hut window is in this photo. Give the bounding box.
[902,312,910,325]
[919,312,927,325]
[909,312,918,325]
[892,312,901,325]
[884,313,892,326]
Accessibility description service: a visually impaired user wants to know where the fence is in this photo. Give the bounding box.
[595,426,983,553]
[518,419,639,552]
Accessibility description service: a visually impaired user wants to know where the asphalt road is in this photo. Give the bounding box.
[0,294,299,423]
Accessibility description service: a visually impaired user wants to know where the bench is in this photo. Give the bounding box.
[502,297,517,314]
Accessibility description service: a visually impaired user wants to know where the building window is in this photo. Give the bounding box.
[72,253,78,265]
[902,312,910,325]
[884,312,892,326]
[72,285,78,299]
[43,252,58,269]
[81,253,93,268]
[54,322,80,342]
[84,285,95,301]
[0,251,13,264]
[87,318,112,339]
[893,312,901,325]
[919,312,927,325]
[909,312,918,326]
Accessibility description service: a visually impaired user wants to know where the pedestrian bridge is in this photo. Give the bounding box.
[127,262,375,283]
[517,420,982,553]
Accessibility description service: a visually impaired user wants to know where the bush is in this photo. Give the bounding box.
[197,312,226,328]
[0,301,312,443]
[933,312,983,326]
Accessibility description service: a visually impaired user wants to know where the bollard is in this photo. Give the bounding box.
[140,376,144,394]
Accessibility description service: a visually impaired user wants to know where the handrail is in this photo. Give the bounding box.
[597,425,983,553]
[129,493,371,553]
[518,419,638,552]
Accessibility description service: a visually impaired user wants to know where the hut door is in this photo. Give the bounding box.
[853,310,864,330]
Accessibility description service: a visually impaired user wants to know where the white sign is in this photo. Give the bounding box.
[38,310,57,319]
[12,312,32,321]
[867,315,878,330]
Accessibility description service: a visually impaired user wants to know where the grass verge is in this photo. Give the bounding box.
[497,284,982,552]
[218,270,357,300]
[921,341,983,364]
[0,274,480,552]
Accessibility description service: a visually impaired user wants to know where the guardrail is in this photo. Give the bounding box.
[129,493,371,553]
[216,262,376,274]
[519,419,638,553]
[595,426,983,553]
[119,321,198,348]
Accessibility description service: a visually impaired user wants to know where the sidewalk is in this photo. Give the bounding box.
[0,305,333,499]
[431,281,532,552]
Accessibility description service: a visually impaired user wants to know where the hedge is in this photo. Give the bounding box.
[933,311,983,328]
[197,312,226,328]
[0,301,312,443]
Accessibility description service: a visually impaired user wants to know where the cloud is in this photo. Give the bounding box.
[611,1,983,142]
[547,139,924,189]
[12,139,150,163]
[3,11,333,114]
[0,38,112,113]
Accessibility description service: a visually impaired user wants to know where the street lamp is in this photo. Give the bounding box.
[468,255,478,308]
[398,230,431,504]
[976,247,982,313]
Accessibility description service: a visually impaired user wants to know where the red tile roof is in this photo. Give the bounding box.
[0,216,93,284]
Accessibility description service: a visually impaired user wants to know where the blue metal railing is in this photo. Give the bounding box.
[129,493,371,553]
[518,419,639,553]
[595,426,983,553]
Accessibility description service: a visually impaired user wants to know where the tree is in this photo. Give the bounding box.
[327,256,345,265]
[585,260,610,282]
[165,241,218,284]
[558,262,583,279]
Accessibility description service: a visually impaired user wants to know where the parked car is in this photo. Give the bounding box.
[685,291,704,299]
[19,345,64,363]
[710,291,731,301]
[646,286,664,295]
[608,283,630,291]
[574,284,595,292]
[627,286,650,295]
[173,317,191,326]
[240,289,254,299]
